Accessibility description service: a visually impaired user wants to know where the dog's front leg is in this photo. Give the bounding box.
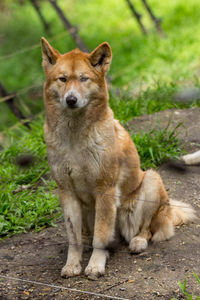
[85,188,116,279]
[59,190,83,278]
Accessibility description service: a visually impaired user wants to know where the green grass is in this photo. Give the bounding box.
[172,272,200,300]
[0,117,61,238]
[109,83,200,123]
[132,122,183,170]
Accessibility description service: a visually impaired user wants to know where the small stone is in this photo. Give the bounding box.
[153,291,160,296]
[138,268,142,272]
[128,279,135,283]
[120,287,125,291]
[146,257,151,261]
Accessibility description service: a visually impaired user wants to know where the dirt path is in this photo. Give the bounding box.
[0,108,200,300]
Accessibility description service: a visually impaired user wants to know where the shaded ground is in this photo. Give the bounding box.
[0,108,200,300]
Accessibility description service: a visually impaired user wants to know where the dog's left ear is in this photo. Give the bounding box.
[89,42,112,73]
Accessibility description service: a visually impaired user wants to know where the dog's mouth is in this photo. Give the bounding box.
[67,103,78,109]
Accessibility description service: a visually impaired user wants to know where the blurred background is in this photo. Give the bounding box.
[1,0,200,132]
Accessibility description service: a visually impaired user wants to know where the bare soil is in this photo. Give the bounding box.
[0,108,200,300]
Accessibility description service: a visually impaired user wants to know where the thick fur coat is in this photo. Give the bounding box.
[41,38,196,279]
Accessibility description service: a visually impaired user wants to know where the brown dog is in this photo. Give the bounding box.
[41,38,196,279]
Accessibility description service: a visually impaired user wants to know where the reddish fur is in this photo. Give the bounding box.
[41,38,196,278]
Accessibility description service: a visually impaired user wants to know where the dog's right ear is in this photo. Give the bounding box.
[41,37,60,73]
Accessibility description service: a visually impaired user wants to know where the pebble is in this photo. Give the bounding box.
[153,291,160,296]
[138,268,142,272]
[120,287,125,291]
[146,257,151,261]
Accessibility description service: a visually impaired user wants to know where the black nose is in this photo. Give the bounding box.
[65,95,77,108]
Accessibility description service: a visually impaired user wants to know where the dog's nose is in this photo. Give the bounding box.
[65,95,77,108]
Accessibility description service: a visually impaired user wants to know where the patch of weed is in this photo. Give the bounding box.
[132,122,183,170]
[0,117,61,238]
[172,272,200,300]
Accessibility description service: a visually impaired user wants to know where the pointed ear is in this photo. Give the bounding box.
[41,37,60,72]
[89,42,112,73]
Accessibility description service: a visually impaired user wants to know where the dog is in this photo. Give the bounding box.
[41,37,196,279]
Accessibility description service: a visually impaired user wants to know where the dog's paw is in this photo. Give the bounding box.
[61,262,82,278]
[129,236,148,253]
[85,263,105,280]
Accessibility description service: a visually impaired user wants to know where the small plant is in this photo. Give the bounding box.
[172,273,200,300]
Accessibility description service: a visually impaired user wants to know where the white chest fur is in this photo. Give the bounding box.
[45,122,107,202]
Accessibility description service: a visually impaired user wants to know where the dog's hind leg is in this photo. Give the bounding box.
[85,187,117,279]
[126,170,169,253]
[128,190,153,253]
[59,190,83,278]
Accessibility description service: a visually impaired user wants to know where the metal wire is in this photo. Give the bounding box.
[0,31,67,61]
[0,275,130,300]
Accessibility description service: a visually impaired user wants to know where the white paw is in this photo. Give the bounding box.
[61,262,82,278]
[85,263,105,280]
[129,236,148,253]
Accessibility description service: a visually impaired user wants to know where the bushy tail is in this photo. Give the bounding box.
[182,150,200,165]
[170,199,197,226]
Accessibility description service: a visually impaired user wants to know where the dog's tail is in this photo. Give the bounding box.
[182,150,200,165]
[170,199,197,226]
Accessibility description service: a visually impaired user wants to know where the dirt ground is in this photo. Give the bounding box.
[0,108,200,300]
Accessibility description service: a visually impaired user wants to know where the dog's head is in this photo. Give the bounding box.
[41,38,112,110]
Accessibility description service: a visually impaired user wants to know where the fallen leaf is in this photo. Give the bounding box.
[24,291,30,296]
[128,279,135,283]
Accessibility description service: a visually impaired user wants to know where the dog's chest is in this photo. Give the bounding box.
[46,128,105,197]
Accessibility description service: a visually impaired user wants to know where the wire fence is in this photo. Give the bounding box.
[0,32,71,134]
[0,30,70,110]
[0,275,130,300]
[0,4,187,300]
[0,18,199,300]
[0,82,43,104]
[0,19,129,300]
[0,30,67,61]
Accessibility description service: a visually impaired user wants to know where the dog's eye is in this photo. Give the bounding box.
[58,77,67,83]
[80,76,89,82]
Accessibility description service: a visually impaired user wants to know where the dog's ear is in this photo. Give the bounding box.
[89,42,112,73]
[41,37,60,72]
